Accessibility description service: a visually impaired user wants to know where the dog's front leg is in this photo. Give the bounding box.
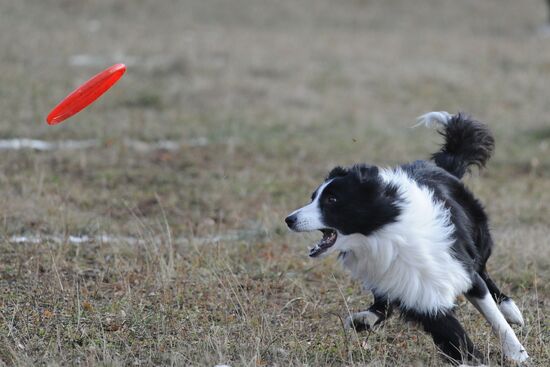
[345,294,394,332]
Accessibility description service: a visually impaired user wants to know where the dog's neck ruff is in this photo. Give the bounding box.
[338,169,472,314]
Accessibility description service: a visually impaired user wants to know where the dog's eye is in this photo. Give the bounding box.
[326,195,338,204]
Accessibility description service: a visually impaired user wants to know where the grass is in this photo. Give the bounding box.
[0,0,549,365]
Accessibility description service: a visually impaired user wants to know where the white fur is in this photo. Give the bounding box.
[468,293,528,362]
[288,180,332,232]
[345,310,382,331]
[414,111,453,128]
[333,169,472,314]
[499,298,525,326]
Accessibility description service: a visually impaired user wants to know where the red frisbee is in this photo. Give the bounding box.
[46,63,126,125]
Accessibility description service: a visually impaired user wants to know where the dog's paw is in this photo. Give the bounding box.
[502,340,529,363]
[344,311,382,332]
[499,298,525,326]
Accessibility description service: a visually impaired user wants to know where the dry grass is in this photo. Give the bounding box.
[1,0,549,365]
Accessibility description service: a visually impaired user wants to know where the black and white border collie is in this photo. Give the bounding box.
[285,112,528,365]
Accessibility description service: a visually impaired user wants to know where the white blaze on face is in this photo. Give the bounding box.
[288,180,332,232]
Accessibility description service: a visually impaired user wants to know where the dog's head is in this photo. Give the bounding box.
[285,165,401,257]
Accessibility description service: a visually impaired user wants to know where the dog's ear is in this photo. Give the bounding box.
[327,166,348,180]
[351,165,379,183]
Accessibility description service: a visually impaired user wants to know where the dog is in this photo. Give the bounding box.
[285,112,528,364]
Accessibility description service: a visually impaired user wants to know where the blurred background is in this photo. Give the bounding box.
[1,0,548,365]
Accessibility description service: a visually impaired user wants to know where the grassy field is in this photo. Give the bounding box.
[1,0,549,365]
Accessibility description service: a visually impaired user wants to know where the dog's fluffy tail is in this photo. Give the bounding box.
[415,111,495,179]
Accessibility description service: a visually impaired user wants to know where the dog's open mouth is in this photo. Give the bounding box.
[309,229,337,257]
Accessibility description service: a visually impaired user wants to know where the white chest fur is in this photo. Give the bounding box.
[337,169,472,314]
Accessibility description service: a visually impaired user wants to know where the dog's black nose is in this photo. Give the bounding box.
[285,214,297,228]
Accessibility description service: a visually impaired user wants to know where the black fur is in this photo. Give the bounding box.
[318,165,401,236]
[480,270,513,305]
[431,113,494,179]
[404,309,482,364]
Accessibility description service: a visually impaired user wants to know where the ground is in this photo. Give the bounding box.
[0,0,549,365]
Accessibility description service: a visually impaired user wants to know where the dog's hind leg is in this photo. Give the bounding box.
[476,221,524,326]
[479,270,524,326]
[345,294,394,332]
[467,273,528,363]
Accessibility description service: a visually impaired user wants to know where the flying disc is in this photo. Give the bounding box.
[46,63,126,125]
